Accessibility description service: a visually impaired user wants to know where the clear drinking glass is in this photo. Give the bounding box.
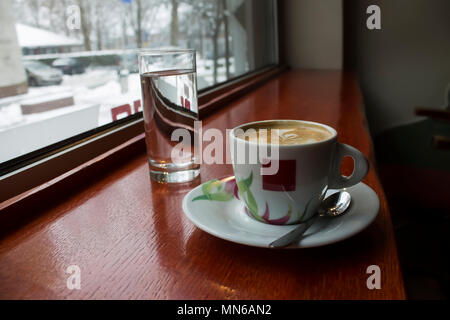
[138,49,200,183]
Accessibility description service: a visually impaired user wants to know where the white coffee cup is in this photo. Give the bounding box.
[230,119,369,225]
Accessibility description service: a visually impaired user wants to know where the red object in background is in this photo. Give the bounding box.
[262,160,296,191]
[134,100,141,113]
[180,96,191,110]
[184,99,191,110]
[111,104,132,121]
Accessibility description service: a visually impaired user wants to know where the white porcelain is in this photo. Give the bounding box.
[229,120,369,225]
[182,178,379,248]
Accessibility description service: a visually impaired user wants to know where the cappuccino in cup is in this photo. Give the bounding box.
[235,120,334,145]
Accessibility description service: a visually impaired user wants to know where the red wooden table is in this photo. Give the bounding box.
[0,70,406,299]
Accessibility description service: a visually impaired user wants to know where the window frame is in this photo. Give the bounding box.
[0,0,282,206]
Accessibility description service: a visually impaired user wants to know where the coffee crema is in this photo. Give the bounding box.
[235,121,333,145]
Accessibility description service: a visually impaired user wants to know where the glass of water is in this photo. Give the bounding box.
[138,49,200,183]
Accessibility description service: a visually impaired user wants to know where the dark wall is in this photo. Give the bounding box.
[344,0,450,135]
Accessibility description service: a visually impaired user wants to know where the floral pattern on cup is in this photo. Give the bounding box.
[192,177,239,202]
[192,173,299,225]
[244,203,292,225]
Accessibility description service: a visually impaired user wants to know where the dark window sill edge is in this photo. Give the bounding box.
[0,64,287,216]
[0,112,144,177]
[0,133,147,237]
[0,118,145,206]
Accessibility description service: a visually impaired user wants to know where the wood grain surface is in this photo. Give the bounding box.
[0,70,406,299]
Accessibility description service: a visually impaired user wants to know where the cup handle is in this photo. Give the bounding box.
[328,143,369,189]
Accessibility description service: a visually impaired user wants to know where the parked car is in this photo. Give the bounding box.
[119,53,138,73]
[23,61,63,87]
[52,58,85,75]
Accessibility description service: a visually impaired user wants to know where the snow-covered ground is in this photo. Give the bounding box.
[0,68,129,131]
[67,69,142,126]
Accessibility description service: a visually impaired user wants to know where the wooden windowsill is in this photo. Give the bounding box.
[0,70,406,299]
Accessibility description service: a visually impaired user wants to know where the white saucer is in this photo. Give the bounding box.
[182,177,380,248]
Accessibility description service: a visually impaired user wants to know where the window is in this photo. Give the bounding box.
[0,0,278,198]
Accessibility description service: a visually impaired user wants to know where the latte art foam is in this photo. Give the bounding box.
[235,121,333,145]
